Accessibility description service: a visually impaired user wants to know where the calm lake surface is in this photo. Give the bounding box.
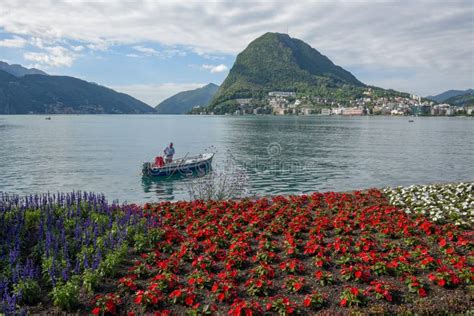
[0,115,473,203]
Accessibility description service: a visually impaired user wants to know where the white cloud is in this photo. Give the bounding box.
[0,1,472,94]
[110,82,207,105]
[126,53,141,58]
[201,63,229,73]
[71,45,84,52]
[194,49,225,60]
[131,45,186,58]
[86,40,109,51]
[133,45,160,56]
[23,46,75,67]
[0,36,27,48]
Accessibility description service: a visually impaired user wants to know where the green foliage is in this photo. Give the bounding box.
[13,279,41,305]
[98,244,128,277]
[51,278,80,311]
[133,228,164,252]
[82,269,100,294]
[24,209,41,230]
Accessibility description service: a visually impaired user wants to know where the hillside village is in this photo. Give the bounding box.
[193,88,474,116]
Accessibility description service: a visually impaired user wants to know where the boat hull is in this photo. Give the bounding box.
[142,154,214,177]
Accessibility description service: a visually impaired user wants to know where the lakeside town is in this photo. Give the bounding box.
[194,89,474,116]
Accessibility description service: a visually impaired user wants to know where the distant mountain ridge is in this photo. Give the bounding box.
[0,69,156,114]
[426,89,474,103]
[156,83,219,114]
[0,60,48,77]
[444,92,474,107]
[208,32,367,112]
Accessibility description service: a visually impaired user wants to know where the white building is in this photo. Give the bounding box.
[302,107,311,115]
[235,98,252,105]
[332,108,343,115]
[321,108,331,115]
[268,91,296,97]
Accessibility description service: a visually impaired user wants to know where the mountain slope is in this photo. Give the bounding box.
[426,89,474,103]
[0,61,48,77]
[0,70,156,114]
[208,32,365,111]
[156,83,219,114]
[444,92,474,107]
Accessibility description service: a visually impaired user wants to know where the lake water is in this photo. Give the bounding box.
[0,115,473,203]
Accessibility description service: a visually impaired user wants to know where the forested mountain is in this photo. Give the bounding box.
[208,32,368,112]
[156,83,219,114]
[0,70,156,114]
[427,89,474,103]
[0,61,48,77]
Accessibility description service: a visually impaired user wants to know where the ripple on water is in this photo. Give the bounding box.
[0,115,473,202]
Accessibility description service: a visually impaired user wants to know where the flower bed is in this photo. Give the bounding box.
[384,182,473,227]
[0,192,157,314]
[88,189,473,314]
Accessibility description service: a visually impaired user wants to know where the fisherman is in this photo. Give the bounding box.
[164,142,175,164]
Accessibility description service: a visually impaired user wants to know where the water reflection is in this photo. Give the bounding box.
[141,176,177,200]
[224,116,360,194]
[141,167,213,201]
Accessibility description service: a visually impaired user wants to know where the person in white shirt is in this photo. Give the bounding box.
[164,143,175,163]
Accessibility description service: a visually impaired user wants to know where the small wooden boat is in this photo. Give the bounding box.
[142,153,214,177]
[45,117,51,120]
[408,120,414,123]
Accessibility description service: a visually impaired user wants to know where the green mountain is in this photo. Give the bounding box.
[427,89,473,103]
[156,83,219,114]
[208,32,366,112]
[0,70,156,114]
[444,92,474,107]
[0,60,48,77]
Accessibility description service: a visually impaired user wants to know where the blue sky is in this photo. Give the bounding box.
[0,0,473,105]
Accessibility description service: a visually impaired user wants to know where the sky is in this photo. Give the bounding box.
[0,0,473,106]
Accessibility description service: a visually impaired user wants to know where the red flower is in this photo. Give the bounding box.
[303,297,311,307]
[350,287,359,296]
[437,279,446,287]
[218,293,225,302]
[451,275,461,285]
[340,298,347,306]
[438,238,447,247]
[185,295,194,306]
[418,288,427,297]
[355,270,363,279]
[294,282,302,291]
[134,293,143,304]
[105,300,116,313]
[92,307,100,315]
